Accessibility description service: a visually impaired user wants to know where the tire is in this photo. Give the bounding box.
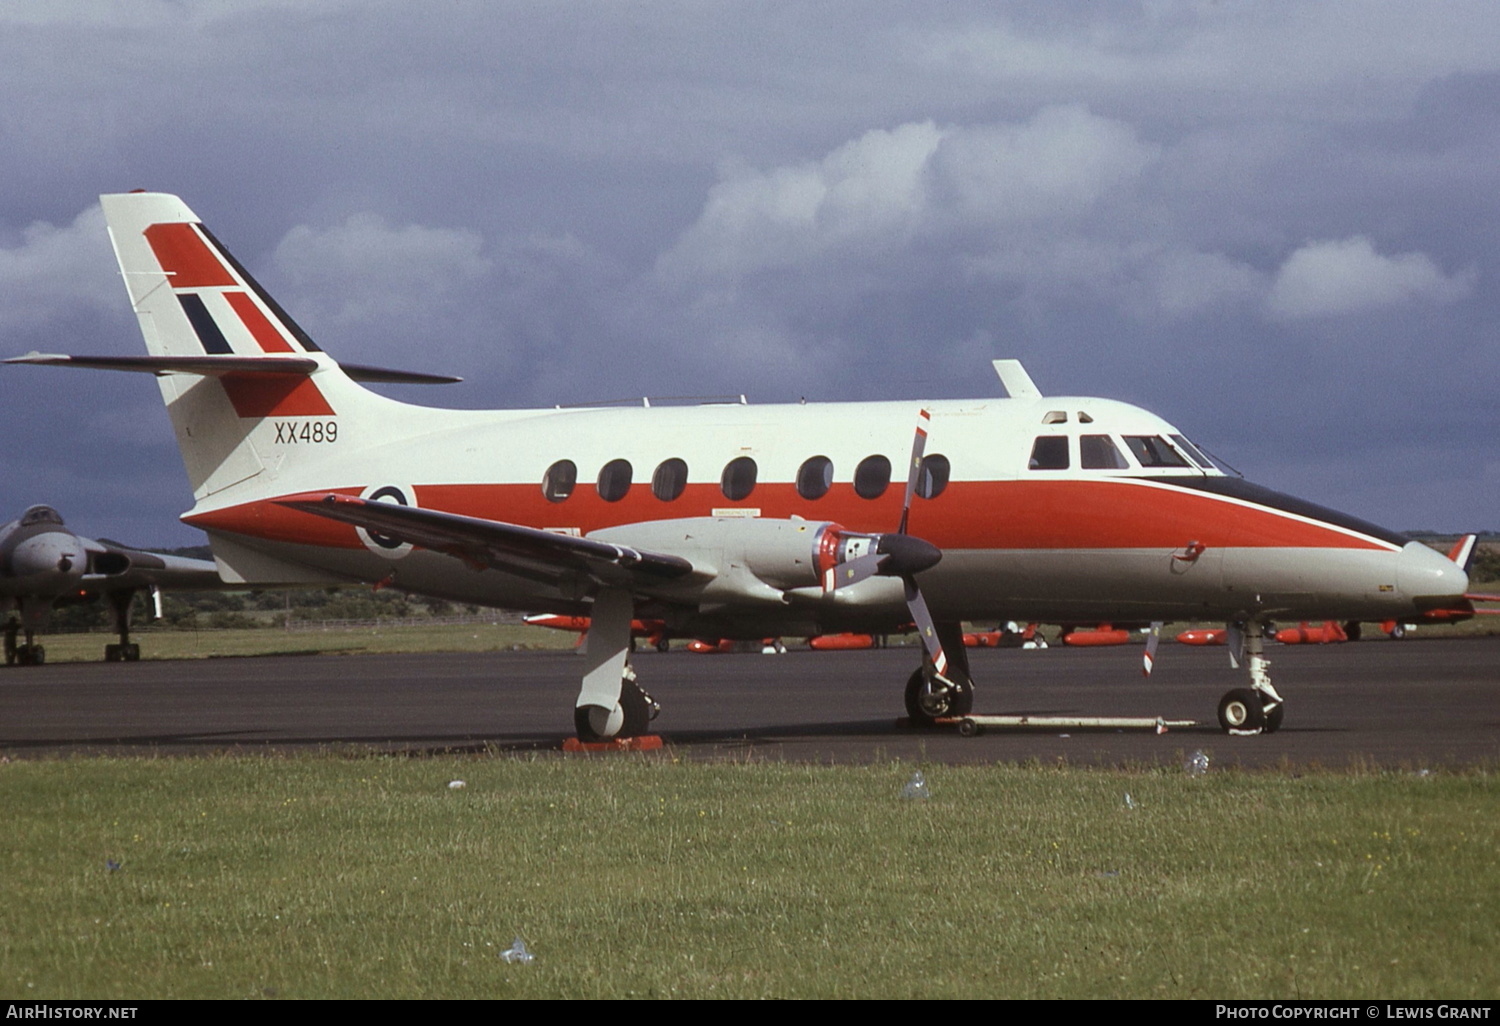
[1217,688,1265,733]
[905,668,975,726]
[573,678,653,741]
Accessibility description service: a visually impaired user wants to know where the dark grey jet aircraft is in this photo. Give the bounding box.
[1,504,222,664]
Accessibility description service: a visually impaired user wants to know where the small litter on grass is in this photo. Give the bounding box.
[105,859,122,872]
[448,780,466,790]
[500,937,535,964]
[1184,750,1210,777]
[1094,870,1120,878]
[1123,792,1137,810]
[900,771,930,800]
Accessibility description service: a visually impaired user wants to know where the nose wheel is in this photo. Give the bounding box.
[1217,620,1285,735]
[904,667,974,725]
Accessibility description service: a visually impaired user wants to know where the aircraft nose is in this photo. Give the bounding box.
[1398,541,1469,603]
[9,533,86,584]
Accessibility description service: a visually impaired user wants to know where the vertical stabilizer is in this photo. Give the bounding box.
[100,192,381,501]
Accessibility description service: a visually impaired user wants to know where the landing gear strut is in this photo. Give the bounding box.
[904,621,975,726]
[103,589,141,662]
[1217,620,1284,735]
[572,588,660,742]
[5,619,44,666]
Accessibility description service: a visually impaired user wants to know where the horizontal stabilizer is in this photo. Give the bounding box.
[5,352,460,385]
[278,494,696,588]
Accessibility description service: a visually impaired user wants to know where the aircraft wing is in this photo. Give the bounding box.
[278,494,698,590]
[82,539,224,591]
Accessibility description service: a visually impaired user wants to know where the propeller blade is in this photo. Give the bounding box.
[899,408,931,536]
[824,552,884,591]
[904,577,949,679]
[1142,621,1163,677]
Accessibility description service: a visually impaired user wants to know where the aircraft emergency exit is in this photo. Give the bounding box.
[5,192,1477,738]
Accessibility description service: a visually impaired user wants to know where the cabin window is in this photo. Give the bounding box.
[797,455,833,500]
[1169,434,1216,470]
[542,460,577,502]
[1080,435,1129,470]
[1043,410,1068,424]
[652,458,688,501]
[916,454,950,499]
[854,455,892,499]
[721,456,757,501]
[1028,436,1069,470]
[1124,435,1190,468]
[1077,411,1094,423]
[597,459,633,502]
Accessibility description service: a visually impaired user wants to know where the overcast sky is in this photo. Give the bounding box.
[1,1,1495,545]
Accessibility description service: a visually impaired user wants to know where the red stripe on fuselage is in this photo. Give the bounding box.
[224,291,296,353]
[143,223,236,288]
[187,477,1393,553]
[185,487,363,546]
[220,374,335,418]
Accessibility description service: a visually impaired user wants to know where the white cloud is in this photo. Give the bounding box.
[0,204,120,333]
[272,213,490,331]
[659,105,1159,282]
[1264,236,1474,319]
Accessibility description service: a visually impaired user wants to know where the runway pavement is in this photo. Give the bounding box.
[1,636,1496,767]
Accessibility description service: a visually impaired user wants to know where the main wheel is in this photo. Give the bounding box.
[1217,687,1265,733]
[904,668,975,726]
[573,678,654,741]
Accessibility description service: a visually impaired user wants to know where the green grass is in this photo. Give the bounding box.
[32,622,579,662]
[2,757,1495,999]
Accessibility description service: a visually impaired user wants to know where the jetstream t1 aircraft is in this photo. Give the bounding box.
[7,192,1475,738]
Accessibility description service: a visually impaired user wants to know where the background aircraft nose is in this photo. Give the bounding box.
[1398,540,1469,601]
[8,533,86,584]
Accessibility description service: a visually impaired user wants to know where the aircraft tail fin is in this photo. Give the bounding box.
[96,191,444,502]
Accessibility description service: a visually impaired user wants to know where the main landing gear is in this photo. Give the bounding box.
[904,621,975,727]
[103,589,141,662]
[572,589,662,744]
[4,619,44,666]
[1216,620,1284,735]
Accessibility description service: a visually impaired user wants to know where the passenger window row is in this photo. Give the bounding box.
[542,454,952,504]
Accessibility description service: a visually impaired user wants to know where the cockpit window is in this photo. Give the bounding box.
[1169,434,1216,471]
[1080,435,1129,470]
[20,505,64,527]
[1123,435,1190,468]
[1028,436,1069,470]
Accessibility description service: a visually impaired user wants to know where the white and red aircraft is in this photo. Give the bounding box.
[7,192,1477,740]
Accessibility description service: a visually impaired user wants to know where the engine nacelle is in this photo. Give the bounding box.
[589,516,913,597]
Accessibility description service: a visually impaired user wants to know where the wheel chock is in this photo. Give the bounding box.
[562,735,664,753]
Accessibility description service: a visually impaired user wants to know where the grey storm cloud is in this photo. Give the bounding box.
[0,1,1497,542]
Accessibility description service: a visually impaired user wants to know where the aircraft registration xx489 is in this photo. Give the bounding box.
[7,192,1475,739]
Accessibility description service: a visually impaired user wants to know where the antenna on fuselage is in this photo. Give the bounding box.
[992,359,1042,399]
